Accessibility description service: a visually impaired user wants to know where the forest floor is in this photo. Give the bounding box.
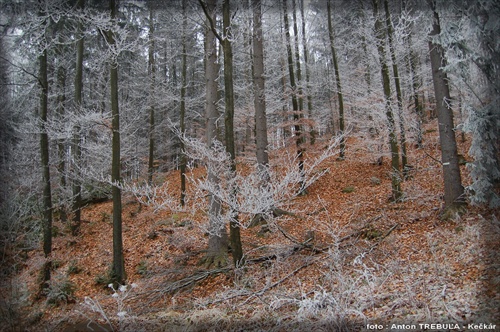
[2,120,499,331]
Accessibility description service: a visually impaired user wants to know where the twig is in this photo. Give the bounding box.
[210,256,323,305]
[136,223,399,303]
[368,223,399,251]
[136,267,231,304]
[424,151,442,165]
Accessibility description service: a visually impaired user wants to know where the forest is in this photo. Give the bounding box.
[0,0,498,330]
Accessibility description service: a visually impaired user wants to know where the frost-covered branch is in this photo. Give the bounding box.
[178,131,343,229]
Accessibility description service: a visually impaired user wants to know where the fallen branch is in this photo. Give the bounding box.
[137,223,399,302]
[368,223,399,251]
[138,267,231,304]
[209,255,323,305]
[249,207,303,227]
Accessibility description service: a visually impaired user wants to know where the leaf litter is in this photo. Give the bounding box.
[10,120,500,331]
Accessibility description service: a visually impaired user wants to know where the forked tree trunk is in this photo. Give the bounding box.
[427,0,465,211]
[199,0,244,266]
[203,0,228,268]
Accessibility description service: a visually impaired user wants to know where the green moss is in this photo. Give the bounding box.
[362,225,383,240]
[136,260,148,276]
[342,186,355,193]
[67,260,81,275]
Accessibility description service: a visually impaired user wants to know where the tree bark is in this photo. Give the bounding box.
[39,41,52,287]
[222,0,243,267]
[372,0,402,201]
[252,0,270,181]
[327,0,346,159]
[383,0,408,173]
[358,0,371,94]
[72,0,84,236]
[427,0,465,210]
[403,4,424,149]
[300,0,315,144]
[283,0,306,195]
[147,6,156,185]
[55,28,68,223]
[203,0,228,268]
[108,0,125,284]
[291,0,303,118]
[179,0,187,206]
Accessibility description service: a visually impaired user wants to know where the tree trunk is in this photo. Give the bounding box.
[384,0,408,173]
[179,0,187,206]
[327,0,346,159]
[405,19,424,148]
[203,0,228,268]
[72,0,84,236]
[55,31,68,223]
[222,0,244,267]
[372,0,402,201]
[108,0,125,284]
[427,0,465,211]
[279,56,290,141]
[252,0,270,181]
[358,1,371,94]
[283,0,306,195]
[197,0,243,266]
[292,0,303,118]
[39,42,52,288]
[147,6,156,185]
[300,0,315,144]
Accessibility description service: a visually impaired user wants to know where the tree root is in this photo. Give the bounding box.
[199,252,229,269]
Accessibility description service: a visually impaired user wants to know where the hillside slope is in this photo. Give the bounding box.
[4,122,499,331]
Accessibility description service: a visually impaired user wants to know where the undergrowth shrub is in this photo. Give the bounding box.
[67,260,81,275]
[79,283,139,332]
[45,274,76,306]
